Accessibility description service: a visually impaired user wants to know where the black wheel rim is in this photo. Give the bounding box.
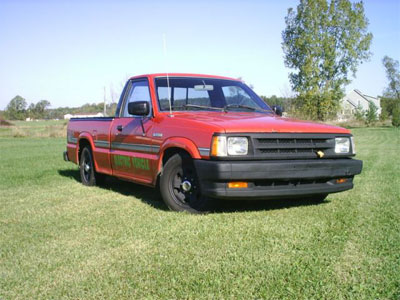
[170,163,200,207]
[82,150,92,183]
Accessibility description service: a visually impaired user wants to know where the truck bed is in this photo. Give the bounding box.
[66,117,115,175]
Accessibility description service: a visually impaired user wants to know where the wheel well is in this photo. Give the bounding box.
[156,147,192,189]
[78,139,91,162]
[162,147,191,166]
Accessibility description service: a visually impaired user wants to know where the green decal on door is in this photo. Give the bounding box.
[132,157,150,170]
[114,155,150,170]
[114,155,132,168]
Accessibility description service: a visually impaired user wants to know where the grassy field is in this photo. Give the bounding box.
[0,124,399,299]
[0,120,67,138]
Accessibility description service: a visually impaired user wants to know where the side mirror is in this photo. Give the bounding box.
[272,105,283,117]
[128,101,150,116]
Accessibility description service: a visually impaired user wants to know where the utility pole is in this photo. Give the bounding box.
[103,86,107,116]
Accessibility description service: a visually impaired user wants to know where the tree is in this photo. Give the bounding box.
[35,100,51,118]
[27,103,36,119]
[381,97,397,117]
[27,100,51,119]
[35,100,50,113]
[379,109,388,122]
[354,103,364,121]
[392,106,400,127]
[381,56,400,126]
[365,101,377,126]
[382,56,400,100]
[282,0,373,121]
[5,96,27,120]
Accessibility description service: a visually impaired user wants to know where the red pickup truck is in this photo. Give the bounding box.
[64,73,362,213]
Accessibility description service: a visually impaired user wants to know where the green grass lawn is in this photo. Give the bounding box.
[0,127,399,299]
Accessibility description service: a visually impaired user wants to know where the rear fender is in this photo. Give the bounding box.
[76,132,99,170]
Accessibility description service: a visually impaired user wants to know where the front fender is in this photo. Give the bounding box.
[157,137,202,173]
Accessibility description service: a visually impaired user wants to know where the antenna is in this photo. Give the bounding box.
[163,34,173,117]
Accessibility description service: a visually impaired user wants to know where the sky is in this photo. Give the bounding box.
[0,0,399,110]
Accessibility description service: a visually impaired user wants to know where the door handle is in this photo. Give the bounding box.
[117,125,123,132]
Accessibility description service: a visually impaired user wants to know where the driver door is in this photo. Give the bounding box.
[110,79,156,184]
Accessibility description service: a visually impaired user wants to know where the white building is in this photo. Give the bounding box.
[338,90,381,121]
[64,112,104,120]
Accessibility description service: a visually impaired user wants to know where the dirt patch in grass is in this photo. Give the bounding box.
[0,119,13,126]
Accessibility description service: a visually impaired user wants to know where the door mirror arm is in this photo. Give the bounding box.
[139,118,146,137]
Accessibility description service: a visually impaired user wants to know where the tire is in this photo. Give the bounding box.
[79,147,104,186]
[160,153,211,213]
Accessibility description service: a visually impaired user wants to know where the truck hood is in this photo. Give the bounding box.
[170,112,350,134]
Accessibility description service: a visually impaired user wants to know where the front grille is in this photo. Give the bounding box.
[251,133,341,159]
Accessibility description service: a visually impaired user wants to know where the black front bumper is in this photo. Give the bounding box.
[194,159,363,199]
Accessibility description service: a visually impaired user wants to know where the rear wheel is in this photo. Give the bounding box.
[79,147,104,186]
[160,153,210,213]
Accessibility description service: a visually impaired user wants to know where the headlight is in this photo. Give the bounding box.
[211,136,248,156]
[335,137,350,153]
[228,137,248,155]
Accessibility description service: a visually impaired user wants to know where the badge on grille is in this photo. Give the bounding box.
[317,150,325,158]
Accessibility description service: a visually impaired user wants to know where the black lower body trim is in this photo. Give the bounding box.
[194,159,362,199]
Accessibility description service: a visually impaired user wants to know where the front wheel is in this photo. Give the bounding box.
[160,153,211,213]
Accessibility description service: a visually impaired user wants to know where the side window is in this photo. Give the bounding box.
[122,80,151,117]
[222,86,257,108]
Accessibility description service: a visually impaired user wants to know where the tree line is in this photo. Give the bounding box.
[2,96,51,120]
[1,96,117,120]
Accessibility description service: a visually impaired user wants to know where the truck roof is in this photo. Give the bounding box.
[129,73,240,81]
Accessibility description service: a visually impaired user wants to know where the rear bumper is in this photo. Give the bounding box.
[194,159,362,199]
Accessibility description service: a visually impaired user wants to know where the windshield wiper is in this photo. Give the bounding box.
[183,104,223,111]
[224,104,273,113]
[224,104,256,111]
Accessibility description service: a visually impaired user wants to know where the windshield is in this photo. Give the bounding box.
[155,77,272,113]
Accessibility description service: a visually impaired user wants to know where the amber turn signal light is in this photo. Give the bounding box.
[336,178,347,184]
[211,136,227,157]
[228,182,248,188]
[211,136,219,156]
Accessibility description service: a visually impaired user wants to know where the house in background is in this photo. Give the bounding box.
[338,89,381,121]
[64,112,104,120]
